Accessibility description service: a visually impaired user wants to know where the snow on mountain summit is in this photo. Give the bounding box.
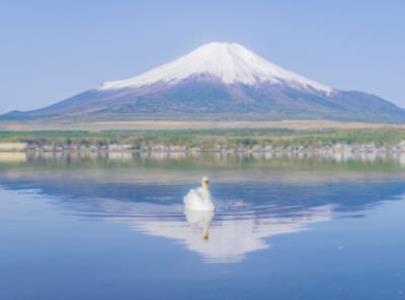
[100,42,332,93]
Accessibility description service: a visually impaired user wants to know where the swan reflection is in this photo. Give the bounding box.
[104,200,332,264]
[185,210,215,240]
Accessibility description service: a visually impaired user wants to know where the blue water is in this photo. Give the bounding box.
[0,155,405,299]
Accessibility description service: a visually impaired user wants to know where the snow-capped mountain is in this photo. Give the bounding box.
[100,42,332,94]
[3,42,405,122]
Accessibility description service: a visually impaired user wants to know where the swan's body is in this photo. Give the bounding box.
[184,177,215,212]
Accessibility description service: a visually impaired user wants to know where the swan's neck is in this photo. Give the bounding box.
[202,183,209,191]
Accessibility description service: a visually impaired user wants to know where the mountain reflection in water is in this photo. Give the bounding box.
[92,198,331,263]
[0,153,405,263]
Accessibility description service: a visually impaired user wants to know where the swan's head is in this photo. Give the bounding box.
[201,176,210,191]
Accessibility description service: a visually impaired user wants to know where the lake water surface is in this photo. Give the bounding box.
[1,153,405,299]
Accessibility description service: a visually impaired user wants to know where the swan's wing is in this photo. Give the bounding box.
[184,188,198,204]
[184,187,214,211]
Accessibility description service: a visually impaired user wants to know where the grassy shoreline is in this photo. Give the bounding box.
[0,128,405,152]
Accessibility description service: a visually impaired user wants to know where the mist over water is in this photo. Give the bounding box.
[1,154,405,299]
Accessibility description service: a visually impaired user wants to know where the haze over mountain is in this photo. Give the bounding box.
[3,42,405,122]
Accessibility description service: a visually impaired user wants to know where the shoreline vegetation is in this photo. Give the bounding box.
[1,126,405,155]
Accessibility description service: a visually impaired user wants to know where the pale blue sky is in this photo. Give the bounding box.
[1,0,404,113]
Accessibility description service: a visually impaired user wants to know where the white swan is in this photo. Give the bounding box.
[184,177,215,212]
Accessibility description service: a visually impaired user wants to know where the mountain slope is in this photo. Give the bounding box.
[100,42,332,93]
[3,42,405,122]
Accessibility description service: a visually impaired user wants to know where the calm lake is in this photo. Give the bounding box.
[1,152,405,300]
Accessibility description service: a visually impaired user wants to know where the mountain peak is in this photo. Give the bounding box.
[5,42,404,123]
[100,42,333,93]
